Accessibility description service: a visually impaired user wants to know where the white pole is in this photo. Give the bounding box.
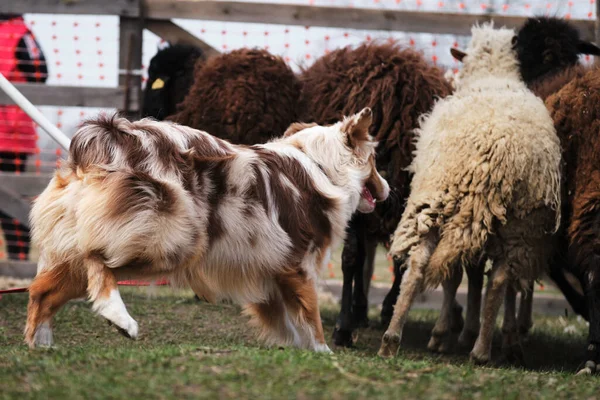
[0,72,70,151]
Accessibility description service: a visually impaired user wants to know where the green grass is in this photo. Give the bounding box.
[0,288,597,399]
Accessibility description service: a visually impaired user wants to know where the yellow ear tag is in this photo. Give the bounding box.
[151,78,165,90]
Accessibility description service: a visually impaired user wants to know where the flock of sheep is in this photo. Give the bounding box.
[140,17,600,374]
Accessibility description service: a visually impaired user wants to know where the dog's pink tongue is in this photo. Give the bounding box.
[362,187,375,206]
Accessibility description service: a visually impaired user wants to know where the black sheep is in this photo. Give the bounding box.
[142,44,205,121]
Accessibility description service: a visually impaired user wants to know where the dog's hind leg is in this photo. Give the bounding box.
[25,261,87,348]
[277,271,331,353]
[86,257,138,339]
[245,293,298,347]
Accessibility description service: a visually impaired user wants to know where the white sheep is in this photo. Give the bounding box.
[378,23,561,364]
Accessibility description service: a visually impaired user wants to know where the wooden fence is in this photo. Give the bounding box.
[0,0,598,276]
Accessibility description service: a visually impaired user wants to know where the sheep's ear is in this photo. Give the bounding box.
[342,107,372,148]
[450,48,467,62]
[578,41,600,56]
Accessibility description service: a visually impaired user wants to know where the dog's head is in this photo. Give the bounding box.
[283,108,389,214]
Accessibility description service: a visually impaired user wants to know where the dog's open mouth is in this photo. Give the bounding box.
[358,186,376,213]
[362,186,375,207]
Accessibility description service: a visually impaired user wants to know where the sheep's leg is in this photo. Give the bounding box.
[378,232,437,358]
[333,221,364,347]
[381,258,405,327]
[577,273,600,375]
[502,284,524,365]
[353,238,377,328]
[428,267,464,353]
[470,258,509,364]
[548,261,588,320]
[458,263,484,349]
[517,281,534,341]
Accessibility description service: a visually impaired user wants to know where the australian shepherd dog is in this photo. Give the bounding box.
[24,107,389,352]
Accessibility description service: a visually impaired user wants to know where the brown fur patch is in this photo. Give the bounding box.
[25,265,87,346]
[276,268,324,344]
[283,122,318,138]
[341,108,373,148]
[170,49,304,145]
[252,148,334,264]
[105,171,176,218]
[365,156,386,201]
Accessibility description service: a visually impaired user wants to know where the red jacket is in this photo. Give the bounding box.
[0,17,39,153]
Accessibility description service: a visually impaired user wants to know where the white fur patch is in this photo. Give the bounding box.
[314,343,333,353]
[92,289,139,339]
[33,321,53,347]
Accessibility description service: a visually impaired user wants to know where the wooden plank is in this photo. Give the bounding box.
[0,261,37,279]
[3,0,140,17]
[145,1,596,41]
[0,84,137,110]
[0,173,52,196]
[119,11,144,119]
[0,186,31,228]
[145,19,220,58]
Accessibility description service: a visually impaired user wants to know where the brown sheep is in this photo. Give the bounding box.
[169,48,303,145]
[511,17,600,373]
[544,72,600,374]
[300,41,453,347]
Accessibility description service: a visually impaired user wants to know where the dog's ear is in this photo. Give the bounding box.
[283,122,317,138]
[450,48,467,62]
[342,108,372,148]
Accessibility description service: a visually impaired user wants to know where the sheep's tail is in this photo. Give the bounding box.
[424,234,462,288]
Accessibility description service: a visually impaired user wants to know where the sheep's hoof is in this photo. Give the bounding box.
[469,349,491,365]
[378,332,401,358]
[427,332,455,354]
[458,329,479,350]
[576,361,598,376]
[332,327,354,348]
[502,343,525,367]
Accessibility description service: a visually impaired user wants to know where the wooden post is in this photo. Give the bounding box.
[145,20,220,58]
[119,0,144,119]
